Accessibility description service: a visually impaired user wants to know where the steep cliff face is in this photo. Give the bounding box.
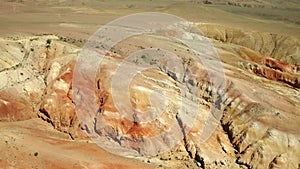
[0,24,299,169]
[241,56,300,88]
[38,60,79,136]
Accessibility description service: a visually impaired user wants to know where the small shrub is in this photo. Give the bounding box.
[46,39,51,44]
[34,152,38,156]
[46,39,51,49]
[150,59,156,65]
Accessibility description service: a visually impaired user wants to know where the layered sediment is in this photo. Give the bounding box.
[0,24,299,168]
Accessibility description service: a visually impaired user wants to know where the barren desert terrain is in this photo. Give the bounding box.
[0,0,299,169]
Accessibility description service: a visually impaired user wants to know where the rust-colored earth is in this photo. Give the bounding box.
[0,0,299,169]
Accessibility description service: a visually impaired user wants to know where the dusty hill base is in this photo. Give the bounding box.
[0,118,155,169]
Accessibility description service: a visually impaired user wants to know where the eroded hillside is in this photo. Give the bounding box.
[0,21,299,169]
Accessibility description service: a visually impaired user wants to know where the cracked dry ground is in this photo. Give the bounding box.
[0,24,299,169]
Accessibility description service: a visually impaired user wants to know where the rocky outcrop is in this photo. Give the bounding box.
[201,27,300,168]
[38,61,80,137]
[76,34,300,168]
[0,35,80,134]
[0,35,49,121]
[0,28,299,169]
[241,56,300,88]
